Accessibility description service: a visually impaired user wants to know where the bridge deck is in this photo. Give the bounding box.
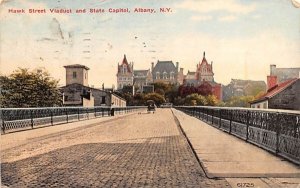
[1,109,299,188]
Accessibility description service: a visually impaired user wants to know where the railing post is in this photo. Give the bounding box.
[246,111,250,141]
[50,109,53,126]
[66,108,69,123]
[30,110,34,129]
[86,108,89,119]
[212,109,214,125]
[77,108,80,120]
[94,107,97,118]
[102,108,104,117]
[1,110,5,134]
[276,112,280,154]
[219,109,222,128]
[229,110,232,134]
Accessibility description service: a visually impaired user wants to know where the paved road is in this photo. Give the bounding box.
[1,109,229,187]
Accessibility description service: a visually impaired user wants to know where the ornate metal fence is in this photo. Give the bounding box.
[175,106,300,165]
[0,106,146,134]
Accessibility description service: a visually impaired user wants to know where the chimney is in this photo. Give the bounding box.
[267,75,277,91]
[176,62,179,71]
[270,64,276,76]
[151,62,154,72]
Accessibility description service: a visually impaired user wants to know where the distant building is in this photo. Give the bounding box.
[133,69,152,93]
[250,78,300,110]
[223,79,266,101]
[269,64,300,84]
[180,52,222,100]
[151,60,184,85]
[62,64,126,107]
[116,55,134,89]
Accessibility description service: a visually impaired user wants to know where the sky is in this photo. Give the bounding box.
[0,0,299,88]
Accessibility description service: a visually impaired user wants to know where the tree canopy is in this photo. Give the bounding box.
[0,68,62,108]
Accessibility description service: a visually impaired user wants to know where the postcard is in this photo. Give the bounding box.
[1,0,299,187]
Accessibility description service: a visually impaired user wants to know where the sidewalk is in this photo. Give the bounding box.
[172,109,300,179]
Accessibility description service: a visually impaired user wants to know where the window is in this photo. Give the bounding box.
[101,96,106,104]
[73,72,77,79]
[170,72,175,80]
[163,72,168,79]
[156,72,160,79]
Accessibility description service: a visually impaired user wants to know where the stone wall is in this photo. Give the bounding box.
[269,80,300,110]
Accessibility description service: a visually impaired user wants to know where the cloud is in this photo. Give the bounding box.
[190,15,212,22]
[176,0,256,15]
[218,15,237,22]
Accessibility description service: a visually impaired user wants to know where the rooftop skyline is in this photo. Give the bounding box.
[1,0,299,87]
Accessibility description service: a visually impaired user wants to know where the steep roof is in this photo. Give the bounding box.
[64,64,90,70]
[250,78,299,104]
[197,51,213,73]
[118,54,132,73]
[153,61,176,73]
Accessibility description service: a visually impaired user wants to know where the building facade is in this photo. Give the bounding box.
[62,64,126,107]
[133,69,153,93]
[180,52,222,100]
[151,60,184,85]
[117,55,134,89]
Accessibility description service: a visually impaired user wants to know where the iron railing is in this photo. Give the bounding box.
[0,106,146,134]
[175,106,300,165]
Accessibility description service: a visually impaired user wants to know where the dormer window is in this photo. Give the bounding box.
[163,72,168,79]
[156,72,160,79]
[170,72,175,80]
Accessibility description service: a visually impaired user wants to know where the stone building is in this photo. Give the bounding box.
[180,52,222,100]
[250,64,300,110]
[250,78,300,110]
[62,64,126,107]
[116,55,134,89]
[151,60,184,85]
[222,79,266,101]
[133,69,152,93]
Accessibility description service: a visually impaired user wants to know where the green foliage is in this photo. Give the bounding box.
[225,95,255,107]
[144,93,166,106]
[0,68,62,108]
[184,93,208,106]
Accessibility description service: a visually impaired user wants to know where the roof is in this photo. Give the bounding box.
[118,54,132,73]
[134,70,149,76]
[152,61,177,73]
[250,78,299,104]
[197,51,213,73]
[64,64,90,70]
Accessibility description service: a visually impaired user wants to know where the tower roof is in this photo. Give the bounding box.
[118,54,132,73]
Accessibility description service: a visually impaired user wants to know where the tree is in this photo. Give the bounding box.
[0,68,62,108]
[184,93,207,106]
[144,93,166,106]
[205,95,219,106]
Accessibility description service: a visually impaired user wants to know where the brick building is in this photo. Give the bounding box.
[180,52,222,100]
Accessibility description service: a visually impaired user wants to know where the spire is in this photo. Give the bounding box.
[203,51,205,57]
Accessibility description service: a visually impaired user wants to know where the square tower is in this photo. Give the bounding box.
[64,64,89,86]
